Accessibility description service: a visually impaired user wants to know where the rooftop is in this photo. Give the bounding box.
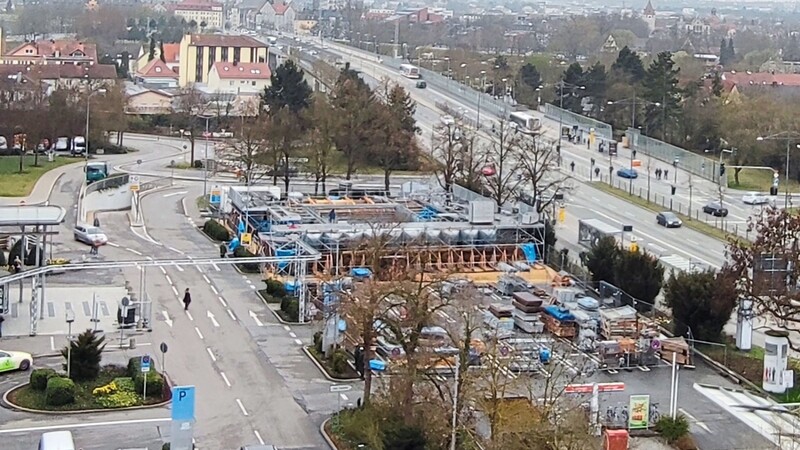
[0,205,66,226]
[137,58,178,79]
[0,63,118,80]
[722,71,800,88]
[211,62,271,80]
[5,39,98,62]
[187,34,268,48]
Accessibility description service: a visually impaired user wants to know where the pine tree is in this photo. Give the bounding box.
[387,85,418,134]
[518,63,542,91]
[585,236,620,285]
[642,51,681,141]
[61,330,106,381]
[147,37,155,61]
[613,249,664,312]
[727,37,736,63]
[159,41,166,63]
[611,46,646,81]
[664,269,737,341]
[556,62,585,113]
[718,38,730,66]
[260,59,312,115]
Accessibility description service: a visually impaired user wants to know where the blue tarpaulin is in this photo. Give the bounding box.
[351,267,372,279]
[520,243,537,262]
[544,305,575,322]
[276,248,296,271]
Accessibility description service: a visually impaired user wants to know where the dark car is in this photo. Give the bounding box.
[416,81,427,89]
[616,168,638,179]
[656,211,682,228]
[702,201,729,217]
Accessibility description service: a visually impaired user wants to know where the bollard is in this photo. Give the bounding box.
[129,338,136,349]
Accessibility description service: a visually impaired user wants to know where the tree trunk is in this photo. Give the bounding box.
[361,329,373,406]
[33,147,39,167]
[189,137,196,165]
[384,168,391,193]
[734,167,742,186]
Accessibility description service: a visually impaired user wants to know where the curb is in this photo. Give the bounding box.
[254,289,280,306]
[265,303,310,326]
[2,381,172,415]
[320,417,339,450]
[302,347,360,383]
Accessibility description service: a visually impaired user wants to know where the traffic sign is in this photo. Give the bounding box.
[171,385,196,421]
[330,384,352,393]
[130,175,140,192]
[565,382,625,394]
[210,188,222,205]
[141,355,151,373]
[160,342,169,353]
[241,233,252,245]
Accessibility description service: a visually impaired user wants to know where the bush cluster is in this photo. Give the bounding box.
[656,414,691,444]
[30,368,58,391]
[264,278,287,298]
[233,246,260,273]
[280,296,299,322]
[202,220,230,241]
[97,391,139,408]
[45,377,76,406]
[127,357,165,399]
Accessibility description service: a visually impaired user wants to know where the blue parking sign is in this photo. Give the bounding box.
[141,355,151,373]
[171,386,196,421]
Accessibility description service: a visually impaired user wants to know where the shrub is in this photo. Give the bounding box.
[126,357,141,377]
[61,329,105,381]
[656,414,691,444]
[264,278,287,298]
[280,295,292,313]
[283,299,299,322]
[193,160,204,168]
[9,239,44,266]
[97,391,140,408]
[0,249,6,267]
[674,435,699,450]
[45,377,76,406]
[331,350,350,375]
[382,421,427,450]
[30,368,57,391]
[113,377,136,392]
[202,220,230,241]
[134,371,165,398]
[92,381,118,397]
[101,144,130,155]
[233,246,260,273]
[313,331,323,354]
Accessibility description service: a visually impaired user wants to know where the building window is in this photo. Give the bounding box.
[196,47,204,81]
[233,48,241,64]
[221,47,229,61]
[209,46,216,62]
[252,81,256,86]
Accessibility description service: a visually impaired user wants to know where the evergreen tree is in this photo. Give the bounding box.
[611,46,646,81]
[664,269,737,341]
[718,38,730,66]
[518,63,542,91]
[585,236,620,285]
[147,37,156,61]
[159,41,166,63]
[61,330,106,381]
[711,72,723,97]
[260,59,312,115]
[727,37,736,63]
[556,62,585,113]
[642,51,681,141]
[613,249,664,312]
[583,62,607,117]
[386,85,418,134]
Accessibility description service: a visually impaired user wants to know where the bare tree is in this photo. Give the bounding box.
[515,134,571,215]
[483,120,524,207]
[306,96,337,195]
[175,87,210,165]
[230,115,269,184]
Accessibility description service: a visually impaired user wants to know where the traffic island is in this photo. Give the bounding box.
[303,345,361,382]
[4,357,171,413]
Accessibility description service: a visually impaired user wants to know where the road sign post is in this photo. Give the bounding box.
[160,342,168,375]
[171,386,196,450]
[330,384,352,427]
[141,355,151,400]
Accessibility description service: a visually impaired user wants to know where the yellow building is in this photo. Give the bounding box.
[178,34,269,87]
[173,0,224,30]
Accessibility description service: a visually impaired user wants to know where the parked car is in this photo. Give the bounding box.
[440,115,455,126]
[702,201,729,217]
[53,137,70,152]
[742,192,770,205]
[656,211,682,228]
[71,136,86,156]
[0,349,32,372]
[616,168,638,179]
[73,225,108,246]
[416,80,427,89]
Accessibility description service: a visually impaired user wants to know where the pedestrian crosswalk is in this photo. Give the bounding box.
[8,299,112,319]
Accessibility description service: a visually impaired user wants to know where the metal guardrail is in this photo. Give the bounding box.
[543,104,613,140]
[85,173,130,195]
[627,129,718,183]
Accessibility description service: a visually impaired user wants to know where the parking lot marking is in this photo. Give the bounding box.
[50,336,55,351]
[226,309,236,321]
[165,275,173,285]
[218,297,227,307]
[340,393,348,401]
[210,285,218,295]
[160,267,167,275]
[0,418,171,434]
[125,248,143,256]
[206,347,216,362]
[186,311,194,321]
[195,327,204,339]
[203,275,211,284]
[283,326,291,331]
[221,372,231,387]
[294,339,303,345]
[212,263,221,271]
[107,242,120,248]
[236,399,249,416]
[171,286,179,296]
[254,430,265,445]
[289,332,297,338]
[173,263,184,272]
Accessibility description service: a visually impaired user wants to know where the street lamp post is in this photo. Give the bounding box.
[85,88,107,168]
[757,132,800,209]
[557,81,585,163]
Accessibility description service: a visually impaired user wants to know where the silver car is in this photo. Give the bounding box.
[742,192,770,205]
[73,225,108,246]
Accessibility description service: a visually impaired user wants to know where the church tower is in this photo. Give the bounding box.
[643,0,656,34]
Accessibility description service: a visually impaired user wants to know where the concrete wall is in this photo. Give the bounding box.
[80,174,132,224]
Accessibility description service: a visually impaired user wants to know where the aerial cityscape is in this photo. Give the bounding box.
[1,0,800,449]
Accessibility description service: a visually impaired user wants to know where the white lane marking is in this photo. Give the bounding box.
[168,246,185,254]
[283,325,291,331]
[159,267,167,275]
[173,263,184,272]
[165,275,173,286]
[226,309,236,321]
[250,285,256,290]
[146,256,154,261]
[194,327,204,339]
[207,311,220,327]
[294,339,303,345]
[163,191,188,198]
[289,332,297,338]
[687,239,700,246]
[221,372,232,387]
[107,242,120,248]
[171,286,179,296]
[50,336,55,351]
[241,275,247,279]
[679,408,712,433]
[249,311,263,326]
[162,311,173,328]
[340,393,348,401]
[126,248,143,256]
[186,311,194,321]
[236,399,249,416]
[254,430,265,445]
[210,285,218,295]
[0,418,170,434]
[203,275,211,284]
[218,297,228,307]
[212,263,221,271]
[206,347,216,362]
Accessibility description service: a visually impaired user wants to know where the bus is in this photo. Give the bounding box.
[509,112,541,134]
[399,64,420,79]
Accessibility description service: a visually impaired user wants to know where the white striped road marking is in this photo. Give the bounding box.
[221,372,231,387]
[289,332,297,338]
[294,339,303,345]
[173,263,184,272]
[163,191,188,198]
[203,275,211,284]
[218,297,228,307]
[0,418,170,434]
[210,286,218,295]
[165,275,173,285]
[171,286,179,296]
[186,311,194,321]
[50,336,55,351]
[126,248,143,255]
[107,242,120,247]
[250,285,256,290]
[340,394,348,401]
[206,348,216,362]
[236,399,249,416]
[195,266,203,273]
[160,267,167,275]
[226,309,236,321]
[212,263,221,271]
[254,430,264,445]
[283,325,291,331]
[195,327,204,339]
[168,246,184,254]
[146,256,154,261]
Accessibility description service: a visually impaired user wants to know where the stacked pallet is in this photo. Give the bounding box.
[512,292,545,333]
[542,305,577,338]
[599,306,638,339]
[659,337,691,365]
[484,303,515,337]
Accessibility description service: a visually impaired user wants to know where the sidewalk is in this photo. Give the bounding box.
[0,160,84,206]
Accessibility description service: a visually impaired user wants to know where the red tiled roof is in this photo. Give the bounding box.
[211,62,271,80]
[721,71,800,88]
[273,2,291,14]
[161,43,180,63]
[188,34,267,48]
[0,63,117,80]
[6,39,98,62]
[137,59,178,78]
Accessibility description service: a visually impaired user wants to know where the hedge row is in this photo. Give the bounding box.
[202,220,230,241]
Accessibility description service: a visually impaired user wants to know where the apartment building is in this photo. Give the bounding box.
[177,33,268,87]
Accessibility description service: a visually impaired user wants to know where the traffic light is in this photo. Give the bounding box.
[720,163,726,177]
[770,186,779,196]
[671,185,676,196]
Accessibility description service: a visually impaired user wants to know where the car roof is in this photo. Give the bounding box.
[660,211,677,216]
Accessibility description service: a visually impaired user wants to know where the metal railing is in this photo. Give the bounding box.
[543,104,613,140]
[627,129,719,183]
[85,173,130,195]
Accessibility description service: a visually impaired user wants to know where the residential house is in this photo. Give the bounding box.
[125,84,175,115]
[261,1,296,32]
[177,33,269,87]
[720,71,800,98]
[207,61,270,94]
[0,63,117,91]
[134,58,179,88]
[1,37,98,65]
[173,0,225,30]
[134,43,180,75]
[229,0,267,29]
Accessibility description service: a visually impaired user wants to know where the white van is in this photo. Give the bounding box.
[71,136,86,156]
[39,431,75,450]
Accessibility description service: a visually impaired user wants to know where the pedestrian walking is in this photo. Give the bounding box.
[0,314,5,338]
[219,242,227,258]
[664,169,669,179]
[12,256,21,274]
[183,288,192,311]
[93,216,100,227]
[89,241,99,255]
[570,161,575,172]
[655,168,661,180]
